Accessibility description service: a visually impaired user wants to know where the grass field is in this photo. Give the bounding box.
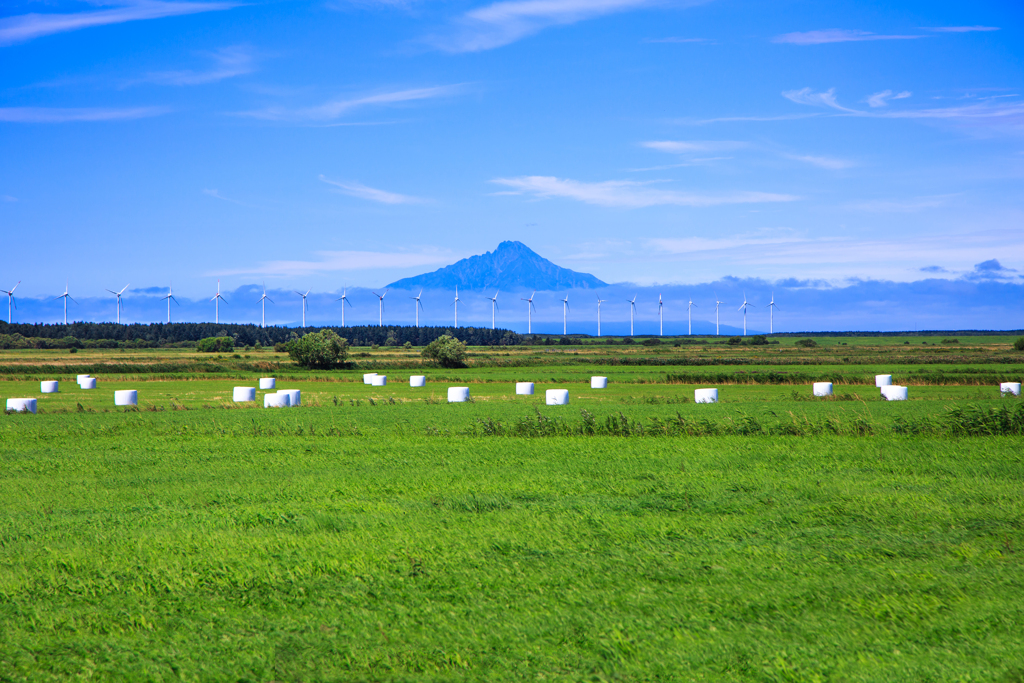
[1,341,1023,680]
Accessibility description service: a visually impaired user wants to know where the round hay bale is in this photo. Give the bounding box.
[363,373,378,385]
[813,382,833,397]
[279,389,301,406]
[1000,382,1021,396]
[80,378,97,390]
[76,374,91,385]
[114,390,138,406]
[233,387,256,402]
[881,385,908,401]
[259,378,276,390]
[515,382,534,395]
[40,381,59,394]
[264,392,290,408]
[546,389,569,405]
[410,375,426,387]
[875,374,892,387]
[695,388,718,404]
[371,375,387,386]
[6,398,37,414]
[448,387,470,403]
[591,376,608,389]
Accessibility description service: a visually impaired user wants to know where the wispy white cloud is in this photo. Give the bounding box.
[643,36,709,43]
[202,188,259,207]
[217,249,455,277]
[431,0,688,53]
[490,176,799,208]
[782,87,859,112]
[679,113,823,125]
[319,175,424,204]
[920,26,999,33]
[1,195,17,202]
[786,154,855,170]
[0,106,170,122]
[772,29,925,45]
[0,1,239,47]
[847,195,956,212]
[238,85,462,122]
[130,45,255,86]
[642,140,747,153]
[867,89,912,107]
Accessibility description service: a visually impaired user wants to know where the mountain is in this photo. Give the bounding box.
[386,241,607,291]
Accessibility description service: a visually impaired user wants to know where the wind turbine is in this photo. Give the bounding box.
[211,280,228,324]
[738,293,755,336]
[597,296,605,337]
[451,287,460,327]
[714,295,725,335]
[1,281,19,324]
[257,283,273,328]
[522,291,536,334]
[767,292,779,334]
[489,291,499,329]
[687,297,697,336]
[54,280,77,325]
[334,288,352,326]
[373,288,388,327]
[561,294,570,335]
[105,284,129,324]
[411,289,424,327]
[161,285,179,323]
[295,289,310,327]
[658,294,664,336]
[627,295,637,336]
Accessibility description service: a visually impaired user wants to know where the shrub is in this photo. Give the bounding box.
[1015,337,1024,351]
[642,337,661,346]
[622,337,635,345]
[421,334,468,368]
[942,338,959,344]
[197,336,234,353]
[795,338,817,348]
[404,341,413,350]
[286,329,349,369]
[746,335,768,346]
[727,336,742,346]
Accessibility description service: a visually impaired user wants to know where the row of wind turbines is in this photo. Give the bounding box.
[0,280,781,335]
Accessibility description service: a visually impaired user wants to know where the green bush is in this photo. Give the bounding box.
[727,336,742,346]
[421,334,468,368]
[641,337,661,346]
[197,336,234,353]
[286,330,349,369]
[795,338,817,348]
[746,335,768,346]
[1013,336,1024,351]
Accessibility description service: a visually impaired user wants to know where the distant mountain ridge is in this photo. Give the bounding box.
[386,241,607,291]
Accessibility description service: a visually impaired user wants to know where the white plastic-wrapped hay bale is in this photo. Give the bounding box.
[813,382,833,397]
[264,392,290,408]
[80,378,97,390]
[259,378,276,390]
[591,376,608,389]
[6,398,37,414]
[233,387,256,402]
[999,382,1021,396]
[371,375,387,386]
[875,374,892,387]
[410,375,426,387]
[448,387,470,403]
[363,373,378,385]
[515,382,534,395]
[546,389,569,405]
[40,381,59,393]
[881,385,908,401]
[279,389,301,406]
[114,390,138,406]
[695,388,718,404]
[76,374,91,385]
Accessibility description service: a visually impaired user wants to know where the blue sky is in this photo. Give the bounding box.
[1,0,1022,331]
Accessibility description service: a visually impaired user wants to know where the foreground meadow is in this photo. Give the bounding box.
[2,341,1023,680]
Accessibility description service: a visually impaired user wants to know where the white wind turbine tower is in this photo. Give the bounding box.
[106,284,129,324]
[372,288,388,327]
[334,288,352,326]
[738,292,755,336]
[561,294,570,335]
[658,294,664,336]
[714,295,725,336]
[687,297,697,336]
[522,291,536,334]
[55,280,77,325]
[295,289,310,327]
[1,281,19,324]
[767,292,779,334]
[411,290,424,327]
[257,283,274,328]
[452,287,461,327]
[211,280,228,324]
[161,285,179,323]
[597,296,605,337]
[627,295,637,336]
[489,291,499,329]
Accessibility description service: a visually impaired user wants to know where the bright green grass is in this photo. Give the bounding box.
[1,412,1022,681]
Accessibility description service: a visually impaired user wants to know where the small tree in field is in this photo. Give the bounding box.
[421,335,468,368]
[795,338,817,348]
[286,329,349,369]
[1014,336,1024,351]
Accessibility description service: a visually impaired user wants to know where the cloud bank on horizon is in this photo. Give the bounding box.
[0,0,1020,330]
